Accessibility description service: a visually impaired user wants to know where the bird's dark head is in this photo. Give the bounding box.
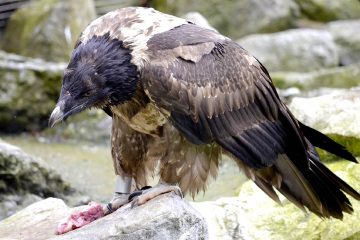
[49,33,139,127]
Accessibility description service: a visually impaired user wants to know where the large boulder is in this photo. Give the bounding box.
[0,193,208,240]
[0,50,65,133]
[289,88,360,158]
[271,63,360,90]
[238,29,339,72]
[326,20,360,66]
[193,160,360,240]
[294,0,360,22]
[0,140,74,220]
[1,0,96,62]
[153,0,299,39]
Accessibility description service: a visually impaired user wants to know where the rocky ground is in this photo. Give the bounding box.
[0,0,360,239]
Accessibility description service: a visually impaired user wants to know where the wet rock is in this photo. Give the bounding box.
[1,0,96,62]
[294,0,360,22]
[192,161,360,240]
[271,63,360,90]
[238,29,339,72]
[326,20,360,65]
[0,193,208,240]
[0,140,75,220]
[0,50,65,133]
[156,0,299,39]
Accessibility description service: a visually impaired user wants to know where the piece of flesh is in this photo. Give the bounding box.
[56,202,104,234]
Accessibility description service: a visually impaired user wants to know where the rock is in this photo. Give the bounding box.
[289,88,360,138]
[288,88,360,158]
[271,63,360,90]
[326,20,360,65]
[294,0,360,22]
[154,0,299,39]
[192,160,360,240]
[238,29,339,72]
[0,50,66,133]
[0,193,208,240]
[0,140,74,220]
[182,12,217,31]
[1,0,96,62]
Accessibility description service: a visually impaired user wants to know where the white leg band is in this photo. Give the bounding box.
[115,175,132,194]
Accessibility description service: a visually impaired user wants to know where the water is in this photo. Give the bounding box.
[3,135,247,203]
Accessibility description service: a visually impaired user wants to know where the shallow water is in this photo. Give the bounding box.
[3,136,247,203]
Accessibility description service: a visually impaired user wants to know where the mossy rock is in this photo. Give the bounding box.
[295,0,360,22]
[271,63,360,90]
[0,51,65,133]
[151,0,299,39]
[1,0,96,62]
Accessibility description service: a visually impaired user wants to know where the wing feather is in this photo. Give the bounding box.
[141,23,359,218]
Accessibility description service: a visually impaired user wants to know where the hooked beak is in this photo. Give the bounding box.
[49,94,87,128]
[49,105,64,127]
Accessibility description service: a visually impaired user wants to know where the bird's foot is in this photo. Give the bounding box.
[56,193,130,235]
[129,184,183,208]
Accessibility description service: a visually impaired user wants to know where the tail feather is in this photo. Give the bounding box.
[299,122,357,163]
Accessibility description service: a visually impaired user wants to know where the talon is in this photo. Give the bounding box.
[128,190,143,201]
[140,185,152,190]
[106,203,113,214]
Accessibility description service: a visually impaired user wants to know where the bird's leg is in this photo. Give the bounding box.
[103,175,132,215]
[129,182,183,208]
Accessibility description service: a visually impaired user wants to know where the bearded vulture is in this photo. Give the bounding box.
[49,7,360,232]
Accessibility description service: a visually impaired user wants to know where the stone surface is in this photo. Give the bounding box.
[154,0,299,39]
[0,139,75,220]
[192,160,360,240]
[289,88,360,138]
[271,63,360,90]
[326,20,360,65]
[1,0,96,62]
[294,0,360,22]
[0,193,208,240]
[238,29,339,72]
[0,50,65,133]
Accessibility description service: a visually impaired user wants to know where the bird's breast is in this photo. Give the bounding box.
[111,103,167,136]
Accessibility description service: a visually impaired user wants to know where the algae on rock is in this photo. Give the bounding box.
[295,0,360,22]
[1,0,96,62]
[0,51,66,133]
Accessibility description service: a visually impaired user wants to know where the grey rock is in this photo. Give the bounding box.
[0,194,208,240]
[0,50,65,133]
[294,0,360,22]
[238,29,339,72]
[288,88,360,138]
[326,20,360,65]
[160,0,299,39]
[271,63,360,90]
[1,0,96,62]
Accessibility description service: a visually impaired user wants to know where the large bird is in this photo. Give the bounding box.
[49,7,360,232]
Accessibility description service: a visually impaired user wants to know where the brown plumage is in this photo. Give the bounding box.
[49,7,360,220]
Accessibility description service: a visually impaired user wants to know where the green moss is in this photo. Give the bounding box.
[316,134,360,163]
[271,63,360,90]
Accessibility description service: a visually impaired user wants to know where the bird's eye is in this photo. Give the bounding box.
[84,91,92,97]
